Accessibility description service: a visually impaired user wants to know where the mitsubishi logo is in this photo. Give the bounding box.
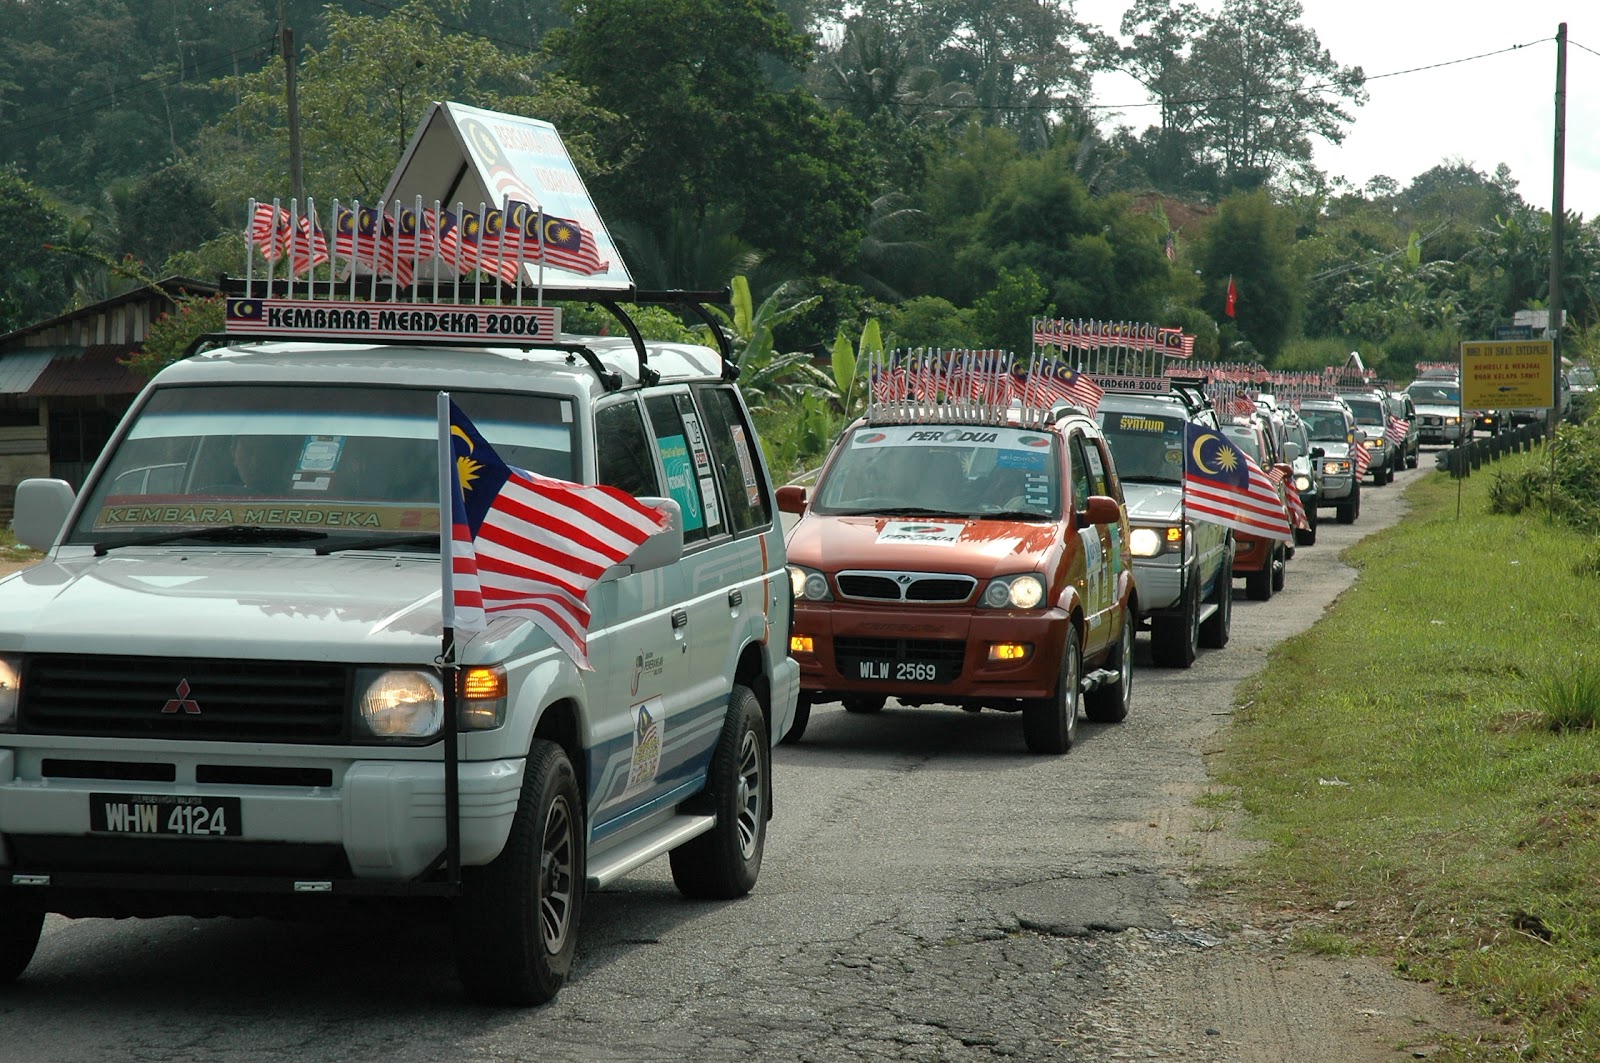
[161,679,201,715]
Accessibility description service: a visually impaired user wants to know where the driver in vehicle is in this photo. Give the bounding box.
[227,435,300,496]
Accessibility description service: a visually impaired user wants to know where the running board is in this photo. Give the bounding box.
[587,814,717,889]
[1080,668,1122,692]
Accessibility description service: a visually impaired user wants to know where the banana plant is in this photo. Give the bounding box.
[704,276,834,414]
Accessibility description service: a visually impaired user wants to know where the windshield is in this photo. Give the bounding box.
[71,384,576,550]
[1299,409,1349,441]
[812,424,1061,519]
[1221,424,1266,465]
[1097,410,1187,484]
[1568,367,1596,387]
[1343,398,1385,426]
[1407,383,1460,404]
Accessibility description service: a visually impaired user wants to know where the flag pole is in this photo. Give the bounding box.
[437,390,462,888]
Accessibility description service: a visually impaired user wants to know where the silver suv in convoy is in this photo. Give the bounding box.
[1297,398,1362,524]
[0,294,798,1005]
[1404,378,1468,445]
[1283,413,1323,546]
[1096,389,1232,668]
[1338,391,1397,486]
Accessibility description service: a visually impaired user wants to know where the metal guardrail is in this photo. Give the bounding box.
[1433,422,1548,478]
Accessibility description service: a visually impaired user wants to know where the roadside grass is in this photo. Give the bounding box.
[0,525,41,561]
[1216,450,1600,1062]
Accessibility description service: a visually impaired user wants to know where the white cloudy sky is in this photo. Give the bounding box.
[1071,1,1599,218]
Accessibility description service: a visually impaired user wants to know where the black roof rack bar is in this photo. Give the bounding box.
[598,299,657,386]
[673,297,738,381]
[181,330,624,391]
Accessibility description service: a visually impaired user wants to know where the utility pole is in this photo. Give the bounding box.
[280,0,304,202]
[1547,22,1566,435]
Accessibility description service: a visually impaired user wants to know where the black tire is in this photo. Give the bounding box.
[841,695,886,714]
[1406,447,1419,469]
[1294,504,1318,546]
[0,910,44,984]
[670,684,768,899]
[1245,558,1273,601]
[453,739,584,1006]
[1150,568,1199,669]
[1270,543,1287,592]
[780,695,810,745]
[1085,606,1132,723]
[1023,630,1080,754]
[1198,550,1233,649]
[1336,486,1361,524]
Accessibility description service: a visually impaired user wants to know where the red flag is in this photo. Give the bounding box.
[1224,276,1238,318]
[442,398,668,668]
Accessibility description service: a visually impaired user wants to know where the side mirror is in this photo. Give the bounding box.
[776,485,809,515]
[13,478,75,551]
[1081,494,1122,527]
[1311,446,1326,459]
[600,496,683,580]
[1281,440,1301,462]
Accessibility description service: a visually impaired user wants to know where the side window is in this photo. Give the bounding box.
[644,393,724,544]
[1080,433,1112,498]
[695,386,772,534]
[595,399,660,497]
[1067,433,1094,512]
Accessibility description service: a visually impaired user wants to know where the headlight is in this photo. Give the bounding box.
[981,574,1046,609]
[0,655,18,731]
[1128,527,1163,557]
[1323,460,1351,475]
[356,668,443,740]
[1445,417,1460,425]
[788,565,832,602]
[1294,475,1313,492]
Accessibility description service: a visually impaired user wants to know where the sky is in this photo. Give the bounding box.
[1072,1,1600,218]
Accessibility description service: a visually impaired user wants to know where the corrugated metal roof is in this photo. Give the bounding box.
[29,345,146,396]
[0,349,57,394]
[0,275,217,347]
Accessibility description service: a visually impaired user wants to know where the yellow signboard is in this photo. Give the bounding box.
[1460,340,1556,409]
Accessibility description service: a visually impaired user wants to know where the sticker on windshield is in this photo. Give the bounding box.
[877,521,963,546]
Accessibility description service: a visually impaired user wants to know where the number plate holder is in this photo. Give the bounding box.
[842,658,951,683]
[90,793,242,837]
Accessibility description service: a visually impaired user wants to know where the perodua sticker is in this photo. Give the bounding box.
[878,521,963,546]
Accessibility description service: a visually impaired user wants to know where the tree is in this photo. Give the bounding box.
[548,0,871,275]
[1196,190,1299,358]
[1179,0,1366,189]
[0,171,77,334]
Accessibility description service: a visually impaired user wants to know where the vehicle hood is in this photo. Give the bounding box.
[1119,483,1183,524]
[1312,441,1353,459]
[786,513,1059,578]
[1411,402,1460,417]
[0,549,450,662]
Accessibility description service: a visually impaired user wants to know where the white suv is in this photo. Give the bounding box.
[0,301,798,1005]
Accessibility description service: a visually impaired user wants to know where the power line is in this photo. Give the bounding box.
[1572,38,1600,61]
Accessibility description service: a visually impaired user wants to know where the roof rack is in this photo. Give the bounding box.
[863,348,1102,427]
[201,197,734,393]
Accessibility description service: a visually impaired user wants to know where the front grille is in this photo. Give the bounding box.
[1421,415,1443,426]
[20,655,351,743]
[836,570,976,603]
[834,637,966,679]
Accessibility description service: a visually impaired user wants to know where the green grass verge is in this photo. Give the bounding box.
[1216,450,1600,1062]
[0,525,42,561]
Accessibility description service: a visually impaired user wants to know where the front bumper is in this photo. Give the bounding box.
[1318,472,1355,502]
[0,742,523,888]
[1232,534,1274,574]
[790,602,1072,703]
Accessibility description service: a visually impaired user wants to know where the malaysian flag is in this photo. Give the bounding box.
[334,204,411,285]
[248,202,290,261]
[1352,437,1371,476]
[1286,480,1311,531]
[1385,416,1410,445]
[286,211,328,276]
[868,356,910,401]
[1157,327,1194,358]
[440,396,668,668]
[1182,424,1292,542]
[1033,359,1104,414]
[535,212,609,276]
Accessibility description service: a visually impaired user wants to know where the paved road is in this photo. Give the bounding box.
[2,457,1427,1063]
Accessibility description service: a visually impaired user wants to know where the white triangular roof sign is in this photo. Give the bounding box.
[380,101,632,291]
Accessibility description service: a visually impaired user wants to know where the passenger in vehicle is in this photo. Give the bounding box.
[228,435,301,495]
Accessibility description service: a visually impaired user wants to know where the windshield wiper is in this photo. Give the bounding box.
[315,534,440,556]
[833,506,960,517]
[980,509,1049,521]
[93,525,329,556]
[1118,475,1180,485]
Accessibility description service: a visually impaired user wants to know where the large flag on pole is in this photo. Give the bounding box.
[439,396,668,668]
[1181,423,1292,541]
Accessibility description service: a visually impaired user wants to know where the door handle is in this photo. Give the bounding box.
[671,608,689,630]
[727,589,743,608]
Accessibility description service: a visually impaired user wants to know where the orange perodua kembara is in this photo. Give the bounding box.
[778,398,1135,754]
